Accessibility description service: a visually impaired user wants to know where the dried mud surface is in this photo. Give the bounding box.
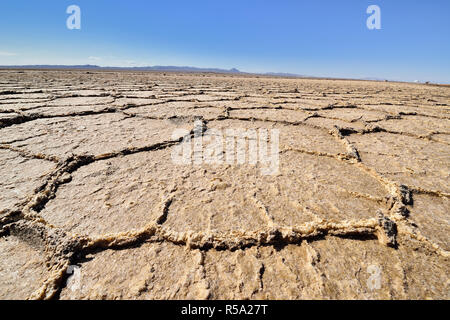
[0,70,448,300]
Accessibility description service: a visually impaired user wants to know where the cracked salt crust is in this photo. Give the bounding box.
[0,70,448,299]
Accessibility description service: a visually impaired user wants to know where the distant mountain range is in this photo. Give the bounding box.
[0,64,416,83]
[0,64,312,77]
[0,65,245,74]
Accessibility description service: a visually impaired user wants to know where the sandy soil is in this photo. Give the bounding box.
[0,70,448,299]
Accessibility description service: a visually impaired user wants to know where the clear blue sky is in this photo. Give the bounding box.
[0,0,449,83]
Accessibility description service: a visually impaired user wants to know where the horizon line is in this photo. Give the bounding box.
[0,64,447,85]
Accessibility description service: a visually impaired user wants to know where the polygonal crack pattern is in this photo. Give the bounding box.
[0,70,448,299]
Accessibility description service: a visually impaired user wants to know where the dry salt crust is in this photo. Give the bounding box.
[0,70,449,300]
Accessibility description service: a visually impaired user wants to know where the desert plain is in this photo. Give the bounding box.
[0,70,448,299]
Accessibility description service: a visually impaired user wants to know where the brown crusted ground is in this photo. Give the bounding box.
[0,70,448,300]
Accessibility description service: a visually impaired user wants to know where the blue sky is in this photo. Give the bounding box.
[0,0,449,83]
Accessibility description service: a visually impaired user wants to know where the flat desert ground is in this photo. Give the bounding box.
[0,70,448,299]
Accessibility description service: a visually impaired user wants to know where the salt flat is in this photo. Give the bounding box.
[0,70,448,299]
